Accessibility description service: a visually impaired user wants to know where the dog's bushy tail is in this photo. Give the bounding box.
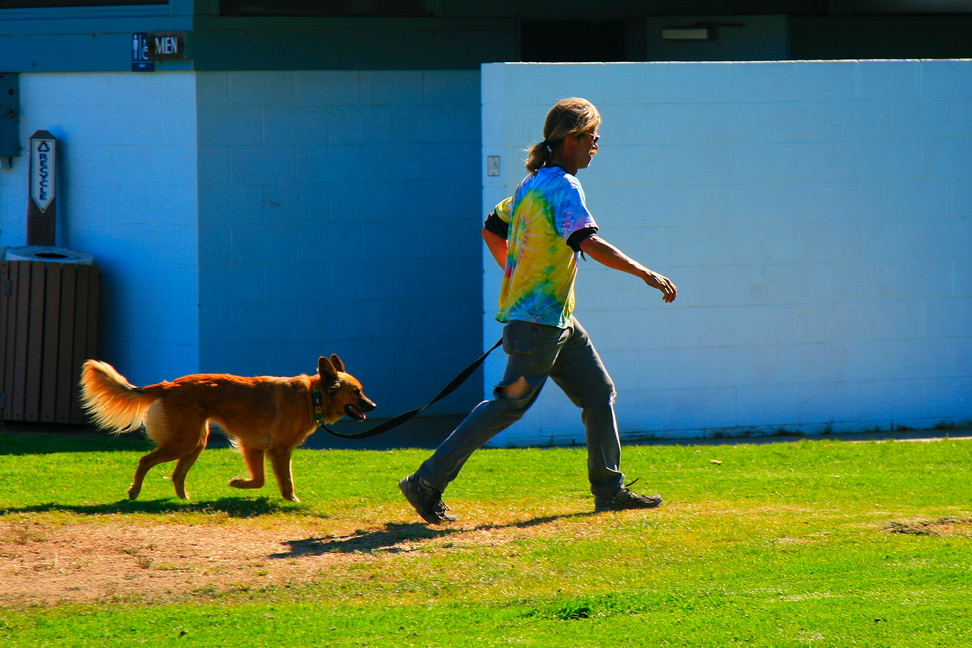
[80,360,158,434]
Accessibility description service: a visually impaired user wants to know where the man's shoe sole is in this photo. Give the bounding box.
[595,494,663,512]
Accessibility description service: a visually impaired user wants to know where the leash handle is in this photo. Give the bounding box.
[321,338,503,440]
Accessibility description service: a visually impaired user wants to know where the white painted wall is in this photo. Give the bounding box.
[0,72,199,386]
[481,60,972,446]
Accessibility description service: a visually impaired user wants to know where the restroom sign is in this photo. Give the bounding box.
[132,33,154,72]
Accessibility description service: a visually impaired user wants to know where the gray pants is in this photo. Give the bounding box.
[415,318,625,499]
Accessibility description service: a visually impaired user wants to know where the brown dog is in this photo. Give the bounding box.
[79,356,375,502]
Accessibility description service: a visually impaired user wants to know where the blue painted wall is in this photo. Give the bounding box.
[195,70,484,414]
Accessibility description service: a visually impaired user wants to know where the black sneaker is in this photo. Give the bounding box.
[595,480,663,512]
[399,474,457,524]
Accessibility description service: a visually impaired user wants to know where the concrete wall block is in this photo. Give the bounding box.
[923,297,972,339]
[196,146,231,186]
[198,264,265,305]
[360,70,426,104]
[522,64,610,106]
[197,106,263,146]
[130,103,198,147]
[760,101,836,142]
[228,301,299,344]
[953,257,972,297]
[921,138,972,179]
[952,99,972,137]
[882,178,952,221]
[326,105,393,144]
[603,63,670,104]
[420,142,479,181]
[262,106,330,144]
[422,70,479,106]
[669,142,736,184]
[392,104,459,144]
[586,144,669,186]
[227,71,295,106]
[794,61,858,100]
[855,60,921,99]
[668,62,735,103]
[124,342,201,384]
[921,59,972,99]
[328,181,399,223]
[196,72,230,107]
[827,99,891,140]
[229,225,299,264]
[607,102,685,145]
[294,70,361,106]
[952,337,972,376]
[921,216,972,260]
[856,378,925,422]
[920,377,972,420]
[953,178,972,217]
[888,258,954,300]
[229,146,296,187]
[890,98,954,139]
[855,138,923,179]
[731,61,799,102]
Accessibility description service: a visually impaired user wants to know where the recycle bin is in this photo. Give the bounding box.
[0,246,100,424]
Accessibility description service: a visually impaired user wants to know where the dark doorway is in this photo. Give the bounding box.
[521,20,627,62]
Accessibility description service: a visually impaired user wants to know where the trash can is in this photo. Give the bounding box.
[0,246,100,424]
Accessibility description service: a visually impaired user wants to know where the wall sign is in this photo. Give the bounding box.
[147,32,188,60]
[27,130,57,246]
[132,33,155,72]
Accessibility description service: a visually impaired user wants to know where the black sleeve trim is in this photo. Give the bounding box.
[483,212,509,240]
[566,227,598,253]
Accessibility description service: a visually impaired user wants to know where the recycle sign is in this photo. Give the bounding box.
[30,132,56,213]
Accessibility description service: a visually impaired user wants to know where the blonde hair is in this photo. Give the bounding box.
[524,98,602,173]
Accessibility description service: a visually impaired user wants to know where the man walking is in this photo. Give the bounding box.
[400,98,677,523]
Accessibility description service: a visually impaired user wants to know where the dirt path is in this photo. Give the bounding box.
[0,518,399,605]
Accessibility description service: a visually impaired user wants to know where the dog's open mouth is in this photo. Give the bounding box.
[345,404,367,421]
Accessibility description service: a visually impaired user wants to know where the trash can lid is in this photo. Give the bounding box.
[5,245,94,265]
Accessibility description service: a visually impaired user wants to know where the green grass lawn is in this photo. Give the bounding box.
[1,430,970,647]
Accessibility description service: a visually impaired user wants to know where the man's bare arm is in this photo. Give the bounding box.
[482,228,508,269]
[579,235,677,303]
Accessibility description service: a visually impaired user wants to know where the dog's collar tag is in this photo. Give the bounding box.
[311,388,326,425]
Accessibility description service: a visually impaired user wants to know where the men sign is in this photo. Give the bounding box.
[147,32,187,60]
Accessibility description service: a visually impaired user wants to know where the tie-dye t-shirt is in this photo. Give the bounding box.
[495,166,598,328]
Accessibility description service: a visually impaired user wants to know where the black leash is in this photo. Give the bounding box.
[319,338,503,440]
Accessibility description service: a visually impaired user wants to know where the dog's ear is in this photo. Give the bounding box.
[329,353,346,373]
[318,356,341,390]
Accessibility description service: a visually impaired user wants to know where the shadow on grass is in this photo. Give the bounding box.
[0,429,153,455]
[272,512,596,558]
[0,496,309,518]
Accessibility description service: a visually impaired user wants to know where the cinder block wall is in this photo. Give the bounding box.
[0,72,200,386]
[482,60,972,446]
[195,70,484,415]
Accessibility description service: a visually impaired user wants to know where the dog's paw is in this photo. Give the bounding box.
[229,477,263,489]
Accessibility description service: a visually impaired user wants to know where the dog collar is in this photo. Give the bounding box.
[311,387,326,425]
